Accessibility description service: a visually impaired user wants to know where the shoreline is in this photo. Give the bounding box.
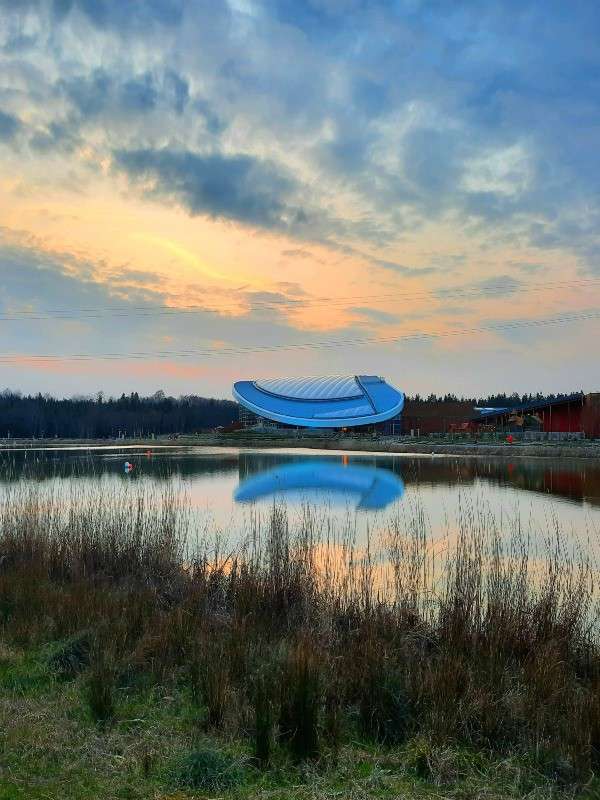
[1,434,600,459]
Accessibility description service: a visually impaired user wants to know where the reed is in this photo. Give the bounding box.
[0,481,599,785]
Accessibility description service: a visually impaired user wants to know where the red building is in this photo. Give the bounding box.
[582,393,600,438]
[474,393,600,436]
[401,399,475,435]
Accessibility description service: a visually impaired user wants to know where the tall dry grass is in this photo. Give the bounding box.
[0,481,598,781]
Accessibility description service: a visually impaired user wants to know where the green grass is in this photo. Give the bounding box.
[0,643,596,800]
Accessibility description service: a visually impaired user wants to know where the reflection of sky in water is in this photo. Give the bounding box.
[1,447,600,566]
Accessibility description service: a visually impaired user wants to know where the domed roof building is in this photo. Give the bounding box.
[233,375,404,429]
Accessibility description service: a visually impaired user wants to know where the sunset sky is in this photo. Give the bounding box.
[1,0,599,399]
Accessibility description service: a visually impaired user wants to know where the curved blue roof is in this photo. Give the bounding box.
[233,374,404,428]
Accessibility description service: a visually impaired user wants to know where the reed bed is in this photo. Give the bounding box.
[0,481,599,789]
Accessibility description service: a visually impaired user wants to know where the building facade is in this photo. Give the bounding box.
[472,393,600,437]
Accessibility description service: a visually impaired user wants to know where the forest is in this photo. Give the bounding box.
[0,390,238,438]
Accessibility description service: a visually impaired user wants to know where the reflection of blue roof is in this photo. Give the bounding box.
[233,375,404,428]
[234,460,404,510]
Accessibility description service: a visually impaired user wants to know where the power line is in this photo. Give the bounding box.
[1,276,599,321]
[1,309,598,364]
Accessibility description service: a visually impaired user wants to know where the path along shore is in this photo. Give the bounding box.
[2,434,600,459]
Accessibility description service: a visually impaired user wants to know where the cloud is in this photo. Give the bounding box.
[0,110,21,142]
[472,275,523,298]
[0,235,357,363]
[29,118,80,153]
[5,0,600,268]
[429,275,524,304]
[51,0,185,30]
[0,240,164,316]
[373,259,439,277]
[59,69,184,118]
[281,248,311,259]
[351,306,398,324]
[113,147,309,230]
[166,70,189,115]
[509,261,544,274]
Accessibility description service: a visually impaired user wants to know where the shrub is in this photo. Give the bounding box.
[84,657,116,724]
[253,672,273,767]
[280,645,321,762]
[359,664,411,745]
[200,644,230,729]
[171,747,242,791]
[48,630,91,678]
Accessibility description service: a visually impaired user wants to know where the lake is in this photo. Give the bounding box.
[1,446,600,572]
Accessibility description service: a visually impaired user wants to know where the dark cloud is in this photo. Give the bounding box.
[61,70,161,117]
[193,99,224,135]
[52,0,184,29]
[0,110,21,142]
[264,0,366,37]
[29,118,80,153]
[50,68,197,151]
[120,75,158,113]
[165,70,189,115]
[113,148,309,230]
[0,0,185,32]
[61,70,112,117]
[1,31,39,53]
[402,128,463,200]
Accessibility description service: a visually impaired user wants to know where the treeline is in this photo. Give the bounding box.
[409,391,583,407]
[0,390,238,439]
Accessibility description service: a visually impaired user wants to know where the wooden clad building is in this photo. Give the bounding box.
[401,399,475,435]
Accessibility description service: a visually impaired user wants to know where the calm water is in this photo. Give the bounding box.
[1,446,600,565]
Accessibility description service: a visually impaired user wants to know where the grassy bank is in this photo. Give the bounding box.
[0,484,599,798]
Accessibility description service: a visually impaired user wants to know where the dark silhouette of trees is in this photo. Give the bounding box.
[0,389,238,438]
[407,391,583,408]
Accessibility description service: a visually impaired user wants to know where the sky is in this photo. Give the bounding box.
[1,0,599,400]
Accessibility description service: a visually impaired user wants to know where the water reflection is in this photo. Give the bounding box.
[234,459,405,510]
[2,447,600,511]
